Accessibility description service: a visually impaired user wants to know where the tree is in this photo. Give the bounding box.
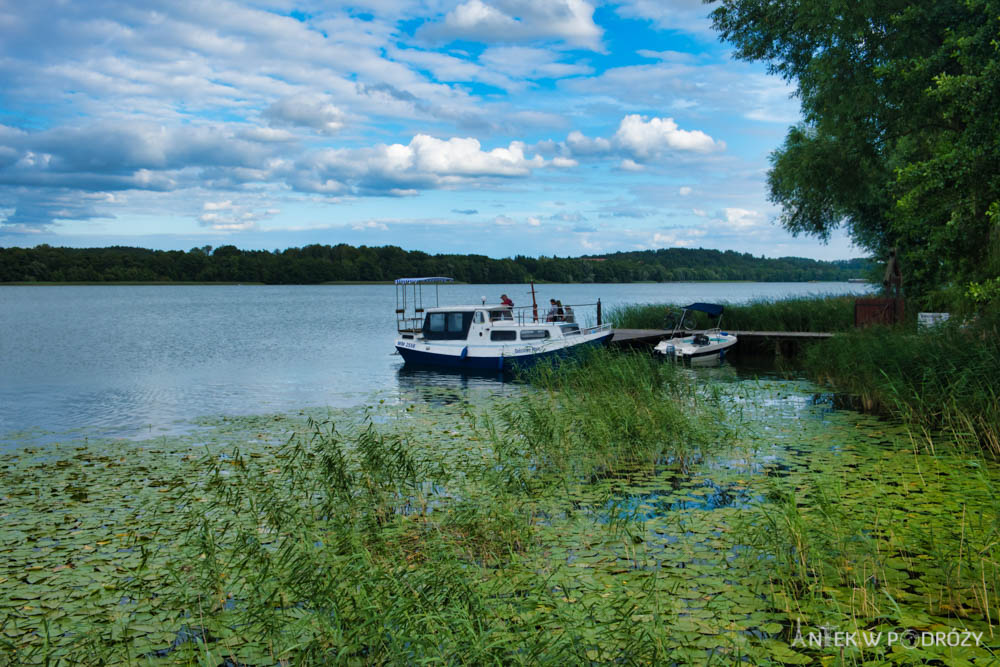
[710,0,1000,302]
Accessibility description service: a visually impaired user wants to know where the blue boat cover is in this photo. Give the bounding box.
[394,277,455,284]
[683,302,724,317]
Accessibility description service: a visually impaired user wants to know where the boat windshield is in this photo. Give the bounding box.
[423,311,474,340]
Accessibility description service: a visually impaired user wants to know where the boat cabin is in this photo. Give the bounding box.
[413,305,575,344]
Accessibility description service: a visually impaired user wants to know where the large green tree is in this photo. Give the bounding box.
[710,0,1000,303]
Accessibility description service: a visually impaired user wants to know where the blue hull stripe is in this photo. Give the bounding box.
[397,333,613,370]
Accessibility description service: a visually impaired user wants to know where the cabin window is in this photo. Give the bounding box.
[473,311,486,324]
[490,330,517,341]
[423,311,473,340]
[490,309,513,321]
[428,313,446,332]
[520,329,550,341]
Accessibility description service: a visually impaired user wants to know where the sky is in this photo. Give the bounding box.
[0,0,860,260]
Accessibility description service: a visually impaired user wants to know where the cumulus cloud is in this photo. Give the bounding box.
[419,0,603,51]
[614,115,723,156]
[289,134,546,196]
[720,207,765,229]
[198,199,278,231]
[615,0,716,38]
[263,94,346,135]
[553,115,723,168]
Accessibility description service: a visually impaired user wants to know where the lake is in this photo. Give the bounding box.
[0,282,872,442]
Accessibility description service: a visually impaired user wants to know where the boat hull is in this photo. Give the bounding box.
[396,331,613,371]
[654,334,738,364]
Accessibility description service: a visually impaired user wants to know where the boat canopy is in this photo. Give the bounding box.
[394,277,454,285]
[682,303,724,317]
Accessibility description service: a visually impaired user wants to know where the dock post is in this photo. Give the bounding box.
[597,298,602,326]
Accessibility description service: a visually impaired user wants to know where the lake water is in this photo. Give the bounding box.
[0,282,872,442]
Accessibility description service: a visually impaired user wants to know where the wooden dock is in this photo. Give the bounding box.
[610,328,834,346]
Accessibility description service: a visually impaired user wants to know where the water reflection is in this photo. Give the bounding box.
[394,365,514,407]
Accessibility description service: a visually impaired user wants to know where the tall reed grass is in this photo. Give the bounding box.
[608,295,856,332]
[803,319,1000,456]
[146,349,729,664]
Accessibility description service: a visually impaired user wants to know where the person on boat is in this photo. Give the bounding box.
[562,303,575,323]
[555,300,566,321]
[500,294,514,308]
[545,299,559,322]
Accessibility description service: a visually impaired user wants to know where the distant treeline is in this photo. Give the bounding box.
[0,244,871,284]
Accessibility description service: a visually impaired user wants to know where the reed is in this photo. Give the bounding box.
[803,319,1000,456]
[608,295,856,332]
[504,348,727,476]
[132,350,730,664]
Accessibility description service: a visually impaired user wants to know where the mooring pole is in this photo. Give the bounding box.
[530,281,538,322]
[597,298,602,326]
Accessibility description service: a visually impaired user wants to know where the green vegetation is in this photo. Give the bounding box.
[607,295,857,332]
[804,318,1000,456]
[0,243,869,284]
[710,0,1000,306]
[3,352,998,664]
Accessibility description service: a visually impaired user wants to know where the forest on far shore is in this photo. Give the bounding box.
[0,243,870,284]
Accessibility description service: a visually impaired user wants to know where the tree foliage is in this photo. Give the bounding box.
[0,243,868,284]
[710,0,1000,303]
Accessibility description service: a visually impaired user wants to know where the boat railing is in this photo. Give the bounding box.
[505,301,603,326]
[394,286,605,334]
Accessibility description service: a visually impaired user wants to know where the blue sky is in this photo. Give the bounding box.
[0,0,860,260]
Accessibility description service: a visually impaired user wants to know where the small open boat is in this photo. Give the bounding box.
[653,302,737,364]
[394,277,613,371]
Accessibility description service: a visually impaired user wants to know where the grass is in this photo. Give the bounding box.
[3,349,999,664]
[803,317,1000,456]
[6,349,724,665]
[607,295,857,333]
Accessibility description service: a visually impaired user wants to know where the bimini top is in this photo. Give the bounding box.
[394,277,455,285]
[682,302,724,317]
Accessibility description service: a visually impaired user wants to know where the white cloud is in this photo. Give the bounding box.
[263,94,346,135]
[616,0,716,38]
[722,207,764,229]
[289,133,546,195]
[420,0,603,51]
[679,186,692,196]
[562,62,800,125]
[614,115,723,157]
[478,46,592,80]
[565,130,612,156]
[351,220,389,231]
[556,115,723,167]
[198,199,276,231]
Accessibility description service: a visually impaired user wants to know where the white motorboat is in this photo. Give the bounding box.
[653,303,737,364]
[393,277,613,371]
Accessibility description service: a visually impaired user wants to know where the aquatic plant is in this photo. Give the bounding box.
[2,360,998,665]
[803,319,1000,455]
[607,295,857,333]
